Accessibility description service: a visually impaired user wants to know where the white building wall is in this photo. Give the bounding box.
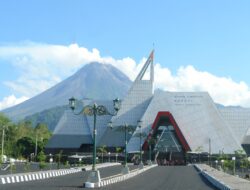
[53,110,91,136]
[218,107,250,144]
[127,91,242,154]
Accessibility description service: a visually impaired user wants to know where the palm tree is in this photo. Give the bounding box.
[115,147,122,162]
[195,146,203,163]
[97,145,107,163]
[147,137,156,163]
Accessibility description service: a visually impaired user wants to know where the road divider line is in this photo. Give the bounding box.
[84,164,158,188]
[1,178,6,184]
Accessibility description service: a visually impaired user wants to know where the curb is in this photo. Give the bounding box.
[0,168,81,185]
[84,164,158,188]
[194,164,232,190]
[0,163,120,185]
[84,163,121,171]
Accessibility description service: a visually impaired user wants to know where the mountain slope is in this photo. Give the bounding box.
[2,62,132,121]
[24,105,68,131]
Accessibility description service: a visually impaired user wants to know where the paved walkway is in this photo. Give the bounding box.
[197,164,250,190]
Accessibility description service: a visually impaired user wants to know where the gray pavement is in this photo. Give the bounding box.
[197,164,250,190]
[0,164,139,190]
[97,166,216,190]
[0,165,216,190]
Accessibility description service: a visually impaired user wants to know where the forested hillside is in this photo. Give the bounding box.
[0,113,51,160]
[24,105,68,131]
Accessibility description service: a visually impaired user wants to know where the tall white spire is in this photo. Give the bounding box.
[134,50,154,83]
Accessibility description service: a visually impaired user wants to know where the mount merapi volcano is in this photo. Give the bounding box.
[2,62,132,125]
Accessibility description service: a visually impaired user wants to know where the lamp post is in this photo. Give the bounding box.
[134,120,147,169]
[108,122,136,174]
[115,153,118,163]
[108,152,111,162]
[49,154,53,170]
[69,97,120,184]
[1,126,5,163]
[215,160,218,169]
[146,130,155,166]
[79,158,82,166]
[232,156,236,175]
[221,159,224,171]
[35,131,38,161]
[147,139,152,165]
[208,138,211,166]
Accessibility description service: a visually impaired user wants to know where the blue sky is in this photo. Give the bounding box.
[1,0,250,109]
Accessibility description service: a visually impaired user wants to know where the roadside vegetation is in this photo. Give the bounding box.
[0,113,51,161]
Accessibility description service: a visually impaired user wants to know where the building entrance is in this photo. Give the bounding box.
[143,112,190,165]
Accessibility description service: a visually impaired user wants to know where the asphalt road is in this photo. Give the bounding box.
[98,166,216,190]
[1,165,216,190]
[0,165,139,190]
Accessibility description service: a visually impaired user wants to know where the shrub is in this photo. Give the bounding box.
[39,162,47,170]
[64,161,70,168]
[24,162,30,171]
[37,151,46,162]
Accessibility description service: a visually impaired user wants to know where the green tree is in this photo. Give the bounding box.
[34,123,52,154]
[55,150,63,169]
[24,162,30,172]
[15,121,33,141]
[37,151,46,162]
[224,160,234,172]
[37,151,47,170]
[98,145,107,163]
[34,123,51,140]
[5,124,19,157]
[195,146,203,163]
[16,137,35,158]
[0,114,13,157]
[115,147,122,162]
[115,147,122,153]
[39,162,47,170]
[240,158,249,172]
[64,160,70,168]
[0,114,52,160]
[0,113,11,126]
[234,149,246,159]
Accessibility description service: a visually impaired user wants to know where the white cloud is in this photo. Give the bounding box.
[0,95,29,110]
[1,42,250,108]
[154,64,250,106]
[0,43,104,97]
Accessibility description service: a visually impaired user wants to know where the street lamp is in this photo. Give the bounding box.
[134,120,147,169]
[115,153,118,163]
[221,159,224,171]
[215,160,218,169]
[232,156,236,175]
[138,120,143,168]
[108,122,136,174]
[49,154,53,170]
[1,125,6,163]
[108,152,111,162]
[146,132,155,166]
[69,97,121,184]
[79,158,82,166]
[35,132,38,160]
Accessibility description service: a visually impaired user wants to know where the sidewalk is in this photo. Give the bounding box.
[196,164,250,190]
